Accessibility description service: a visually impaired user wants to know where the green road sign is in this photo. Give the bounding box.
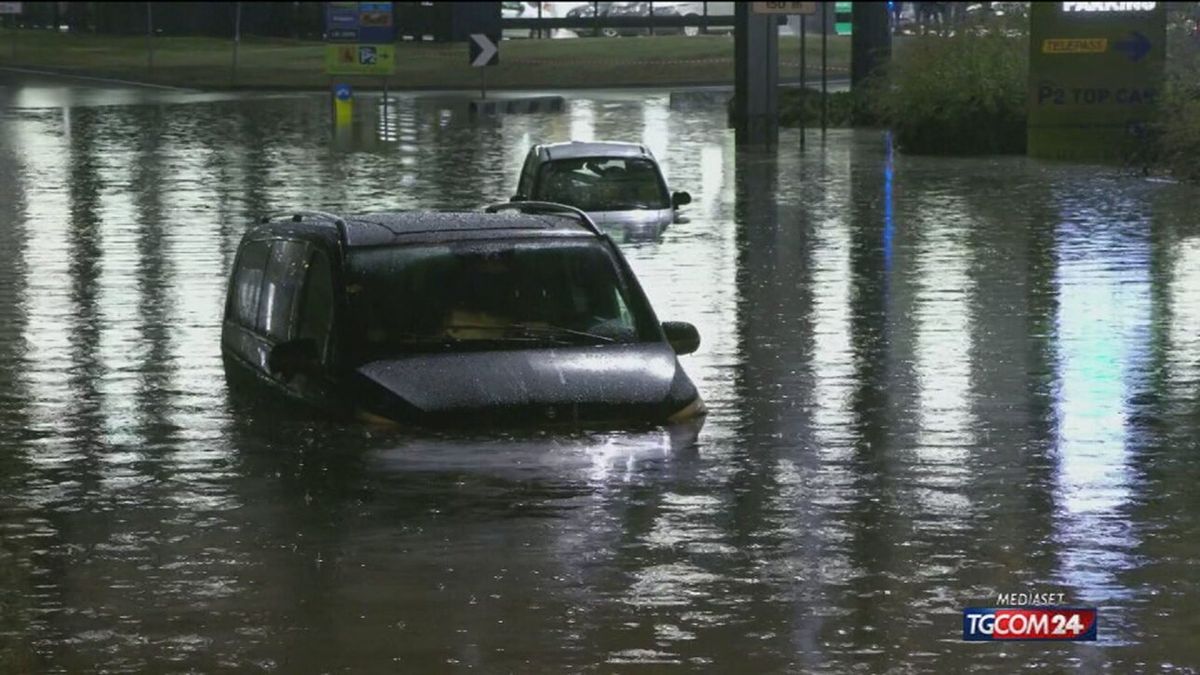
[1028,1,1166,161]
[835,1,852,35]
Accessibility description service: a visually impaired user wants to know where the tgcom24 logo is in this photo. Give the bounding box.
[963,608,1098,641]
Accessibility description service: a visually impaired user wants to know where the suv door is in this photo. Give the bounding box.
[283,247,339,404]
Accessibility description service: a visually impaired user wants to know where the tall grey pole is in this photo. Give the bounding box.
[146,2,154,74]
[800,15,806,149]
[232,2,241,85]
[821,4,827,134]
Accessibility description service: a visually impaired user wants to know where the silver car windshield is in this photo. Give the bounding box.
[534,157,670,211]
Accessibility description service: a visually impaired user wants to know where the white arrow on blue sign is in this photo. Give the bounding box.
[1114,30,1151,62]
[470,34,499,68]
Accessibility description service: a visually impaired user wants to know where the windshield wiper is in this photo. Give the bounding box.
[445,323,616,344]
[504,322,617,343]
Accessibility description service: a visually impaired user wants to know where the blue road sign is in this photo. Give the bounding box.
[325,2,395,43]
[334,84,353,101]
[1114,31,1151,62]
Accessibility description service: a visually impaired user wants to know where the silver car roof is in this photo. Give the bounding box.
[538,141,653,161]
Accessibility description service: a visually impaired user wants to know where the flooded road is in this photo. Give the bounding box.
[2,75,1200,672]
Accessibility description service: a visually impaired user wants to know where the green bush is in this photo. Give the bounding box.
[778,88,876,128]
[871,16,1028,155]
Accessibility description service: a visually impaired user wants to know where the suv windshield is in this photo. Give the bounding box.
[534,157,669,211]
[347,240,655,359]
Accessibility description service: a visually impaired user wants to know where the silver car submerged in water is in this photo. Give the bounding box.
[512,141,692,242]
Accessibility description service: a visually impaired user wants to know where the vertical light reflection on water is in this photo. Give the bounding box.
[156,116,235,472]
[786,137,860,668]
[593,101,645,145]
[1051,197,1148,620]
[910,196,974,517]
[377,97,398,143]
[15,111,73,462]
[569,98,595,142]
[93,112,146,459]
[809,188,855,459]
[1166,238,1200,393]
[0,111,37,669]
[0,115,30,443]
[682,142,739,418]
[641,95,669,162]
[882,133,894,272]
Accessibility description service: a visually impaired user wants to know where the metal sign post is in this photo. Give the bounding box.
[751,2,818,147]
[469,33,500,101]
[324,1,396,128]
[145,1,154,75]
[231,1,241,85]
[800,15,806,148]
[821,4,827,135]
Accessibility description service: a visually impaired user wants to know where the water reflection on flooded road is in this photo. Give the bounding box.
[2,76,1200,671]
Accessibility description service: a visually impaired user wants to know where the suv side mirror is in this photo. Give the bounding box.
[510,194,526,202]
[672,191,692,208]
[662,321,700,355]
[268,338,320,380]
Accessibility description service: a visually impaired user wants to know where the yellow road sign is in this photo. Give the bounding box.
[752,2,818,15]
[324,44,395,76]
[1042,38,1109,54]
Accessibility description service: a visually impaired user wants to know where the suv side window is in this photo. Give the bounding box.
[231,241,270,329]
[296,249,335,363]
[258,239,309,341]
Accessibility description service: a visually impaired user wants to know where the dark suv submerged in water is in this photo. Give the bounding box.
[221,202,705,427]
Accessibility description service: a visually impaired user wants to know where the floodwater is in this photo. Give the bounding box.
[2,72,1200,672]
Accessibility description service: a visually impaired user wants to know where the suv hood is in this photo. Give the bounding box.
[353,343,694,424]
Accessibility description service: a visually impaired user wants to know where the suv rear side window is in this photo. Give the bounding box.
[231,241,270,329]
[259,239,309,341]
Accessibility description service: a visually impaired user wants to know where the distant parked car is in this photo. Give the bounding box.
[513,141,692,240]
[603,1,684,37]
[540,1,593,37]
[564,2,617,37]
[501,1,536,39]
[657,1,735,36]
[222,203,705,427]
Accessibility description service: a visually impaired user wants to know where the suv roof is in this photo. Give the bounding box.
[251,205,605,249]
[535,141,652,162]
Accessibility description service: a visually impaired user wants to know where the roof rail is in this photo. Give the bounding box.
[258,210,347,247]
[483,201,604,237]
